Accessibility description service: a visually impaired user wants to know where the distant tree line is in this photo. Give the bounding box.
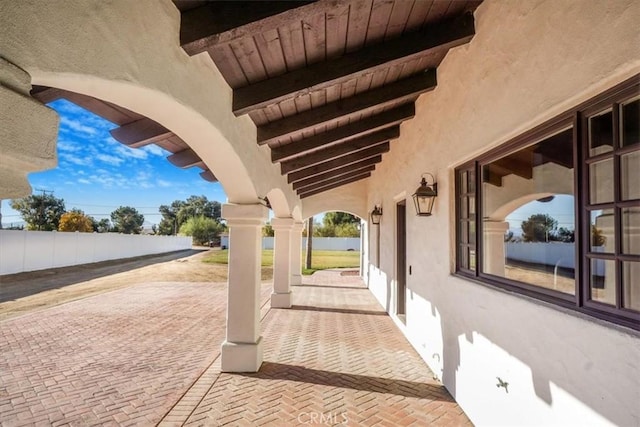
[504,213,605,246]
[263,212,360,238]
[8,194,226,244]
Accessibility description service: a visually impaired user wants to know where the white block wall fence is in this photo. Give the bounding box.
[220,235,361,251]
[0,230,192,275]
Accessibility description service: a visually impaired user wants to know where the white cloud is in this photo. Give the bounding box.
[57,139,82,152]
[60,116,99,136]
[114,145,148,160]
[157,179,172,188]
[60,152,92,166]
[96,154,124,166]
[78,178,91,184]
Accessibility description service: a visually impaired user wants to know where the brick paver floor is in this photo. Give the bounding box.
[1,271,471,426]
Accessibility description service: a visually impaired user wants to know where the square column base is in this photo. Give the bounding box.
[220,337,263,372]
[270,291,292,308]
[290,274,302,286]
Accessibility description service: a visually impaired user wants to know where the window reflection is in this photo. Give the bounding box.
[482,128,575,294]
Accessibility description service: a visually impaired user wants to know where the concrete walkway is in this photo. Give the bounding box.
[0,271,471,426]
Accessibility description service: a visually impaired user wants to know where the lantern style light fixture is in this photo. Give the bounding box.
[370,205,383,225]
[412,173,438,216]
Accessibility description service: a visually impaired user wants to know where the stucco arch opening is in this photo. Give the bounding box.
[489,192,573,222]
[33,73,258,204]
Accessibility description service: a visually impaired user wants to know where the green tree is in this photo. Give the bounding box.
[157,196,222,236]
[521,213,558,242]
[263,222,275,237]
[314,212,361,237]
[91,218,111,233]
[58,209,93,232]
[110,206,144,234]
[10,194,66,231]
[179,215,223,245]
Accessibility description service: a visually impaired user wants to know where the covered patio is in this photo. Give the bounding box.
[0,269,469,426]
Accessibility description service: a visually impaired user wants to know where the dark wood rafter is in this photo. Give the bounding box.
[270,104,414,161]
[181,1,321,54]
[280,126,399,174]
[295,165,376,194]
[110,118,172,148]
[200,169,218,182]
[299,172,372,199]
[232,14,475,115]
[292,157,381,190]
[288,143,389,183]
[167,148,201,168]
[258,70,436,145]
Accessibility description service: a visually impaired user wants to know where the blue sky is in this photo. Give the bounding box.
[1,99,226,227]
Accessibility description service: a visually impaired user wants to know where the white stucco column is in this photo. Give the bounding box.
[220,203,268,372]
[483,221,509,276]
[0,58,58,199]
[290,221,304,286]
[271,217,294,308]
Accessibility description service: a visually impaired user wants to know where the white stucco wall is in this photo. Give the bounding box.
[0,0,300,213]
[361,0,640,425]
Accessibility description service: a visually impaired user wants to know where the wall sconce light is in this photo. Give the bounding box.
[370,205,383,225]
[412,173,438,216]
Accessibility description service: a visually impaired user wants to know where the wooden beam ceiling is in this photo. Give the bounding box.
[280,126,399,174]
[295,165,376,194]
[257,70,436,145]
[181,1,320,53]
[287,143,390,184]
[232,14,474,115]
[299,172,372,199]
[291,157,381,190]
[167,148,201,168]
[270,104,414,162]
[109,118,172,148]
[175,0,482,197]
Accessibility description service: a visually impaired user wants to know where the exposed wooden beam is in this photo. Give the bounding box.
[233,14,474,115]
[200,169,218,182]
[295,165,376,194]
[270,104,414,161]
[299,173,371,199]
[31,86,65,104]
[110,118,173,148]
[288,143,389,183]
[280,126,398,174]
[181,1,316,54]
[292,157,380,190]
[258,71,436,145]
[167,148,201,168]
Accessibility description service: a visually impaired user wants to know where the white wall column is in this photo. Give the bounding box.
[0,58,58,199]
[271,217,294,308]
[220,203,268,372]
[290,221,304,286]
[483,220,509,276]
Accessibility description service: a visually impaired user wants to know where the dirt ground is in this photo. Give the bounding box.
[0,248,272,322]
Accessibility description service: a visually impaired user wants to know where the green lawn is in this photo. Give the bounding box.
[203,249,359,275]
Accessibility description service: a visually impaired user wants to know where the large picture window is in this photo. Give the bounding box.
[455,75,639,330]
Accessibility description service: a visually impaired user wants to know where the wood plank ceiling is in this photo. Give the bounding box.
[178,0,482,198]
